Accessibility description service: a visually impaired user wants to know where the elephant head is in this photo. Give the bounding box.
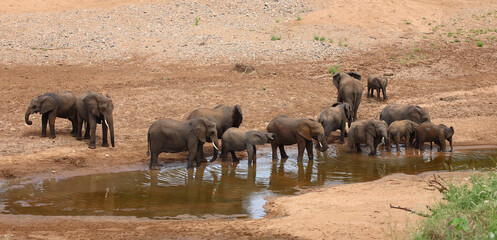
[332,72,362,88]
[297,119,329,152]
[25,94,56,125]
[248,131,276,145]
[367,120,390,147]
[440,124,454,151]
[406,120,419,133]
[190,118,220,151]
[408,106,431,124]
[332,102,352,128]
[83,93,115,147]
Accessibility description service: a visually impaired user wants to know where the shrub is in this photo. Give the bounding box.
[329,65,340,75]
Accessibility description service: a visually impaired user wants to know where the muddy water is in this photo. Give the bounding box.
[0,147,496,219]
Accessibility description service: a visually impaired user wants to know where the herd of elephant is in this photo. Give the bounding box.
[25,72,454,169]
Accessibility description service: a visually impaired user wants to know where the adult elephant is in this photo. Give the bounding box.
[76,90,115,149]
[367,74,388,100]
[317,102,352,144]
[415,122,454,152]
[380,103,430,126]
[186,104,243,161]
[147,118,219,169]
[332,72,363,122]
[347,119,389,156]
[267,116,328,162]
[220,128,275,164]
[25,91,78,139]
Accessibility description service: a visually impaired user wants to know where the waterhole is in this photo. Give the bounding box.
[0,147,496,219]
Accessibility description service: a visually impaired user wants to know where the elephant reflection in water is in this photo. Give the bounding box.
[268,159,314,192]
[209,163,262,205]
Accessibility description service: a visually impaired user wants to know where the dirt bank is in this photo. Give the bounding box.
[1,0,497,238]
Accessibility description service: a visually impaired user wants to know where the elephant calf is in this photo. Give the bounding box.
[76,90,115,149]
[347,119,389,156]
[317,102,352,144]
[415,122,454,152]
[147,118,220,169]
[267,116,328,162]
[367,74,388,100]
[25,91,78,139]
[220,128,275,164]
[388,120,419,151]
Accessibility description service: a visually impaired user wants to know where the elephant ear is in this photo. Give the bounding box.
[342,103,352,120]
[347,72,361,81]
[297,121,312,140]
[332,73,341,88]
[331,102,342,107]
[190,120,207,143]
[83,94,100,116]
[408,121,419,133]
[248,132,266,145]
[445,126,455,139]
[232,105,243,128]
[366,121,377,138]
[40,96,56,114]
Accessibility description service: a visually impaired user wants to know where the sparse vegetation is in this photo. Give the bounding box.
[194,17,200,26]
[271,35,281,41]
[328,65,340,75]
[275,19,279,23]
[314,35,319,41]
[412,173,497,239]
[320,37,325,42]
[297,15,302,21]
[477,40,484,47]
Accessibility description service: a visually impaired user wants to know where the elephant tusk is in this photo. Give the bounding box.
[212,142,219,151]
[318,142,322,148]
[104,119,109,127]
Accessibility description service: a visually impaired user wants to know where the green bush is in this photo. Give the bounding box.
[329,65,340,75]
[413,172,497,239]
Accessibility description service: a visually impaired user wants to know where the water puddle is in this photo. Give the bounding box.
[0,146,496,219]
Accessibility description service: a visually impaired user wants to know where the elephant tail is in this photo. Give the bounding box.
[146,131,151,157]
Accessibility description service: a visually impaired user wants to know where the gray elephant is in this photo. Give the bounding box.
[25,91,78,139]
[317,102,352,144]
[415,122,454,152]
[380,103,430,126]
[332,72,363,122]
[76,90,115,149]
[147,118,220,169]
[367,74,388,100]
[347,119,389,156]
[220,128,276,164]
[186,104,243,162]
[267,116,328,162]
[388,120,419,151]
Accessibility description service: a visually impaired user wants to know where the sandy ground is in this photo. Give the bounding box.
[1,0,497,239]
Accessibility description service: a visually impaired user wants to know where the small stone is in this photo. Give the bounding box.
[105,154,110,158]
[51,171,56,174]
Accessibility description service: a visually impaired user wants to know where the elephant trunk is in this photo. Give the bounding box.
[210,136,220,162]
[106,115,115,147]
[25,107,34,125]
[316,134,329,152]
[382,129,389,148]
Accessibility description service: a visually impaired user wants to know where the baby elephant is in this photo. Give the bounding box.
[220,128,276,164]
[367,74,388,100]
[415,122,454,152]
[347,119,389,156]
[388,120,419,151]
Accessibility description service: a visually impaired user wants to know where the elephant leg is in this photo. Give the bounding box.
[76,115,83,140]
[252,146,257,163]
[305,140,314,161]
[439,137,446,152]
[196,143,204,163]
[70,117,77,136]
[231,151,239,162]
[395,134,401,151]
[41,113,48,137]
[101,120,109,147]
[187,144,198,169]
[271,141,278,160]
[279,145,289,159]
[356,143,362,152]
[247,144,255,164]
[150,153,160,170]
[210,140,219,162]
[296,138,306,162]
[197,142,207,163]
[84,121,90,139]
[220,141,228,162]
[405,132,411,149]
[367,87,371,98]
[430,141,433,150]
[48,111,57,139]
[382,88,387,100]
[367,136,376,156]
[376,89,381,100]
[88,116,97,149]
